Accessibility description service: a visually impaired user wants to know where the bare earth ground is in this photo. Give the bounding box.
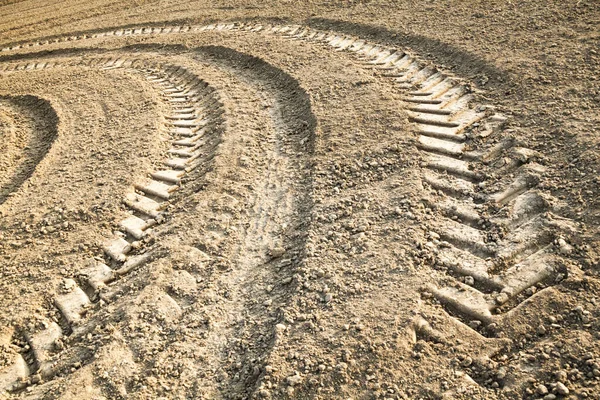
[0,1,598,399]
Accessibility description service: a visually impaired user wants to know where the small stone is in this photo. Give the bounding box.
[63,278,76,291]
[536,384,549,395]
[537,324,547,336]
[557,238,573,255]
[555,382,569,395]
[543,394,556,400]
[495,292,510,305]
[496,367,507,380]
[428,231,440,240]
[270,247,286,258]
[468,320,482,329]
[461,357,473,367]
[555,370,568,382]
[286,374,302,386]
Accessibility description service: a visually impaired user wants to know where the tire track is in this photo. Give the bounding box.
[251,23,576,339]
[0,19,581,397]
[0,0,139,45]
[0,95,57,207]
[190,46,315,399]
[0,55,225,395]
[0,46,315,397]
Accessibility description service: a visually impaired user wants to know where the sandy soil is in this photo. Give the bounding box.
[0,1,598,399]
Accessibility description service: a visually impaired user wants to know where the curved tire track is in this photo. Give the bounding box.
[0,95,58,207]
[0,45,316,398]
[0,19,580,397]
[0,54,224,394]
[192,45,315,399]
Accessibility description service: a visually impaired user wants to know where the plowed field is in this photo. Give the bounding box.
[0,1,599,399]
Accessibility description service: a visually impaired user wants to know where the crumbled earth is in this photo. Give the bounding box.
[0,1,598,399]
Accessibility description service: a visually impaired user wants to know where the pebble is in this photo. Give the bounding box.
[286,374,302,386]
[536,384,549,395]
[537,324,547,336]
[63,278,76,291]
[428,231,440,240]
[555,382,569,395]
[557,238,573,255]
[468,320,482,329]
[270,247,286,258]
[495,292,510,305]
[336,362,348,370]
[555,370,568,382]
[460,356,473,367]
[496,367,507,380]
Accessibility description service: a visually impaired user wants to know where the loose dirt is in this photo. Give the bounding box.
[0,1,598,399]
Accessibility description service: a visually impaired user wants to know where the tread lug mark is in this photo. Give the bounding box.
[102,236,132,263]
[0,354,28,393]
[78,260,114,299]
[25,322,62,378]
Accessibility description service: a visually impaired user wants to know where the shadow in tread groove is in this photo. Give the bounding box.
[0,95,58,207]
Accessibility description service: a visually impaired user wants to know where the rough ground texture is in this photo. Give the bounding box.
[0,1,599,399]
